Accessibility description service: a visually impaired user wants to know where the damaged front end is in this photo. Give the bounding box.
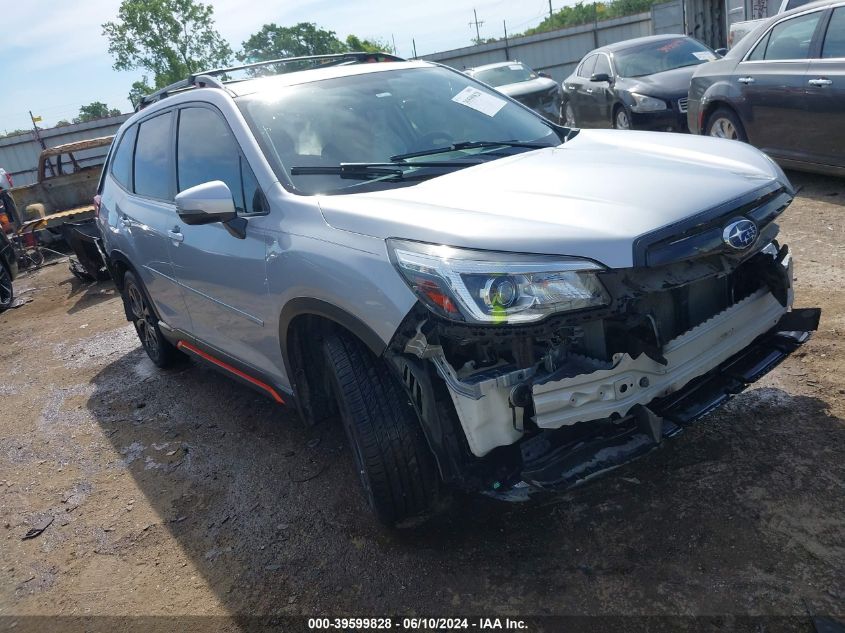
[386,187,820,499]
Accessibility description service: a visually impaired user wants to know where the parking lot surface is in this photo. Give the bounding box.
[0,172,843,627]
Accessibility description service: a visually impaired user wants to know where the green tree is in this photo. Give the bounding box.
[103,0,232,101]
[238,22,347,62]
[128,77,155,108]
[345,34,394,54]
[73,102,122,123]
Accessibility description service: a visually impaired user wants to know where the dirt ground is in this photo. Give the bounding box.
[0,171,842,631]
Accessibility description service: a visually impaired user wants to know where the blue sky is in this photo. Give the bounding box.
[2,0,554,133]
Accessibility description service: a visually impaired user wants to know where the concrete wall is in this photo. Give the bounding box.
[422,13,653,82]
[0,114,130,187]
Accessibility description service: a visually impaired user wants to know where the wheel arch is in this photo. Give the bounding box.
[280,298,390,425]
[105,249,135,292]
[106,251,163,325]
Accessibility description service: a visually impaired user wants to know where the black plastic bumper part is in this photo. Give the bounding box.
[501,308,821,496]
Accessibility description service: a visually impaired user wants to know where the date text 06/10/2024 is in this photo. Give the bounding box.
[307,617,529,630]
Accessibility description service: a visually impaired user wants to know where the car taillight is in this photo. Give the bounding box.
[0,212,9,233]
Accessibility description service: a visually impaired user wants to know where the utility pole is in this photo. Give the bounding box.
[391,33,397,55]
[412,38,418,59]
[29,111,46,150]
[593,1,599,48]
[503,20,510,60]
[549,0,554,20]
[469,8,484,43]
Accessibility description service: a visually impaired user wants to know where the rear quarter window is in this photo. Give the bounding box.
[109,125,137,191]
[822,8,845,58]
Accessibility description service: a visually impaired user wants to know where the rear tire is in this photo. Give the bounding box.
[706,107,747,142]
[122,271,178,368]
[562,100,577,127]
[0,264,13,312]
[322,331,438,526]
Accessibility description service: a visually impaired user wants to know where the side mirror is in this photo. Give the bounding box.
[538,71,551,79]
[590,72,612,83]
[176,180,237,226]
[714,48,728,57]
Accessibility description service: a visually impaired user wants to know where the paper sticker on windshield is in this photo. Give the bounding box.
[692,51,717,60]
[451,86,506,117]
[509,64,523,70]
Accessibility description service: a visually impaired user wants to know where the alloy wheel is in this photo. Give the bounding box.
[127,283,160,362]
[564,102,576,127]
[615,109,630,130]
[0,266,12,308]
[709,117,738,140]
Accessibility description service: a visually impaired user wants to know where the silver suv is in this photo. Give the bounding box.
[97,53,819,525]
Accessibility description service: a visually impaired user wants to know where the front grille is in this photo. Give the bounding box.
[678,97,689,113]
[632,183,791,267]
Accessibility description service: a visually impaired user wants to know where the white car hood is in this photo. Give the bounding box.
[318,130,789,269]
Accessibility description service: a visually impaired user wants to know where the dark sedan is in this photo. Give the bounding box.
[562,35,718,131]
[465,61,562,122]
[688,0,845,176]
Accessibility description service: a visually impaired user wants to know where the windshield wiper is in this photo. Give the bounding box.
[390,140,551,162]
[289,160,481,180]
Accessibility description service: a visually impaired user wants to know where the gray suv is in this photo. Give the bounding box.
[98,53,819,525]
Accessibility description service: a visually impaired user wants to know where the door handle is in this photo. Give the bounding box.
[737,76,755,84]
[808,78,832,87]
[167,227,184,243]
[586,88,593,94]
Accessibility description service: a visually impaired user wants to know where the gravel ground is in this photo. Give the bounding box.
[0,171,842,631]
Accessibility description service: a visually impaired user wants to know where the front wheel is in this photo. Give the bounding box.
[0,264,13,312]
[122,271,179,368]
[706,107,747,142]
[613,106,631,130]
[322,331,438,526]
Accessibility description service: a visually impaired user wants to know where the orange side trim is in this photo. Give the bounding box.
[176,341,285,405]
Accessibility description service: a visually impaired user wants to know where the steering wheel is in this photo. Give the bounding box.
[416,131,455,148]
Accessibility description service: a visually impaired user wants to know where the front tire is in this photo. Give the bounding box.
[122,271,178,368]
[0,264,13,312]
[613,106,631,130]
[706,107,747,142]
[322,331,438,526]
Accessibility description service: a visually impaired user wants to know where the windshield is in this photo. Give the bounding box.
[237,66,560,195]
[614,38,716,77]
[472,63,536,87]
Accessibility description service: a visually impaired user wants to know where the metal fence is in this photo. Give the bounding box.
[422,13,653,82]
[0,114,130,187]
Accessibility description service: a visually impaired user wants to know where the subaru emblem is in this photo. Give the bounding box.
[722,218,758,250]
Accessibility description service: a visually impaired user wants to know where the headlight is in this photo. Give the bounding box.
[387,239,610,324]
[630,93,667,113]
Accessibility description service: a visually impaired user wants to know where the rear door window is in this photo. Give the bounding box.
[110,125,137,191]
[134,112,174,200]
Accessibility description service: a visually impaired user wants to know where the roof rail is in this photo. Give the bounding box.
[135,52,404,111]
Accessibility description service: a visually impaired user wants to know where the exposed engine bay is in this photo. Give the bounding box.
[387,239,819,496]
